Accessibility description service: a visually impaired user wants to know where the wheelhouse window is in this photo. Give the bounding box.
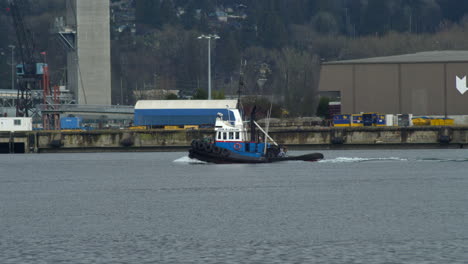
[14,119,21,126]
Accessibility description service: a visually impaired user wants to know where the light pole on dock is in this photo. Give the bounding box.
[198,34,220,100]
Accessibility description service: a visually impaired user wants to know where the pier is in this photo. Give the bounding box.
[1,126,467,153]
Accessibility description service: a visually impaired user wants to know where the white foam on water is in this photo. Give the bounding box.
[173,156,207,164]
[319,157,408,163]
[174,156,410,164]
[419,158,468,163]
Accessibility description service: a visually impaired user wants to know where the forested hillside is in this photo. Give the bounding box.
[2,0,468,116]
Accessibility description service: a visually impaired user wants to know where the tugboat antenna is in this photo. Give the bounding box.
[237,73,243,110]
[237,59,246,110]
[250,106,256,142]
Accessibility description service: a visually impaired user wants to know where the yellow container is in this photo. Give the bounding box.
[129,126,147,130]
[444,119,454,126]
[430,119,443,126]
[61,129,83,132]
[184,125,199,130]
[412,118,430,126]
[164,125,183,130]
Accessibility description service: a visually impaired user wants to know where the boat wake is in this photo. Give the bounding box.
[175,156,408,164]
[319,157,408,163]
[175,156,467,164]
[418,158,468,163]
[173,156,207,164]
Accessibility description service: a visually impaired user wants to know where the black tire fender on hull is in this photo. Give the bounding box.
[204,143,213,153]
[221,148,230,157]
[189,141,231,162]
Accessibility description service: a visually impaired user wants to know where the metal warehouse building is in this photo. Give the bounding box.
[319,51,468,116]
[134,100,238,126]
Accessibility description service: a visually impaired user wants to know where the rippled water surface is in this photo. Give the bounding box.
[1,149,467,263]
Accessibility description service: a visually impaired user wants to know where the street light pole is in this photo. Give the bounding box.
[8,45,15,90]
[207,37,211,100]
[198,34,220,100]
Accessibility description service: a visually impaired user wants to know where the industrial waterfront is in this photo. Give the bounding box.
[1,1,468,263]
[1,149,467,263]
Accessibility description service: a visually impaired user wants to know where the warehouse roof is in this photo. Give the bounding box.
[324,50,468,65]
[135,100,238,110]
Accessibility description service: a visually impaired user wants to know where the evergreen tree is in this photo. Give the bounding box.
[363,0,389,35]
[316,97,330,118]
[136,0,176,29]
[193,88,208,99]
[438,0,468,22]
[240,13,259,48]
[217,31,240,73]
[347,0,366,36]
[159,0,177,27]
[165,93,179,100]
[311,11,339,34]
[212,90,225,99]
[257,6,288,49]
[181,3,197,30]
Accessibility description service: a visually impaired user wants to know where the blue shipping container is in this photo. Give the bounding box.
[134,109,234,126]
[376,115,386,126]
[333,114,351,127]
[60,117,83,129]
[362,113,377,126]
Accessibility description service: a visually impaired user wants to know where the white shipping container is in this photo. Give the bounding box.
[0,117,33,132]
[393,114,413,127]
[385,114,394,126]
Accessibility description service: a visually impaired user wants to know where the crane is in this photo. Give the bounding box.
[7,0,47,118]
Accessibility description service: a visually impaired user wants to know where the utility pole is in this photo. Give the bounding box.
[120,77,123,105]
[8,45,15,90]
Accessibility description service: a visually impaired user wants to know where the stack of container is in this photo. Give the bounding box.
[332,113,426,127]
[351,114,363,127]
[333,114,351,127]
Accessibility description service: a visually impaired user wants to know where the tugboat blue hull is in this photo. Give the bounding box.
[189,141,323,164]
[189,141,267,163]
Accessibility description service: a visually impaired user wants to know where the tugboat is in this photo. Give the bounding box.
[188,107,324,164]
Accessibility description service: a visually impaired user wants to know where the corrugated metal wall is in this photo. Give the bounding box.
[319,62,468,115]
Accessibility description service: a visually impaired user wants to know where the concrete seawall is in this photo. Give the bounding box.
[1,126,467,153]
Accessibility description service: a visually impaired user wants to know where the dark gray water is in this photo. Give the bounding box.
[1,149,467,263]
